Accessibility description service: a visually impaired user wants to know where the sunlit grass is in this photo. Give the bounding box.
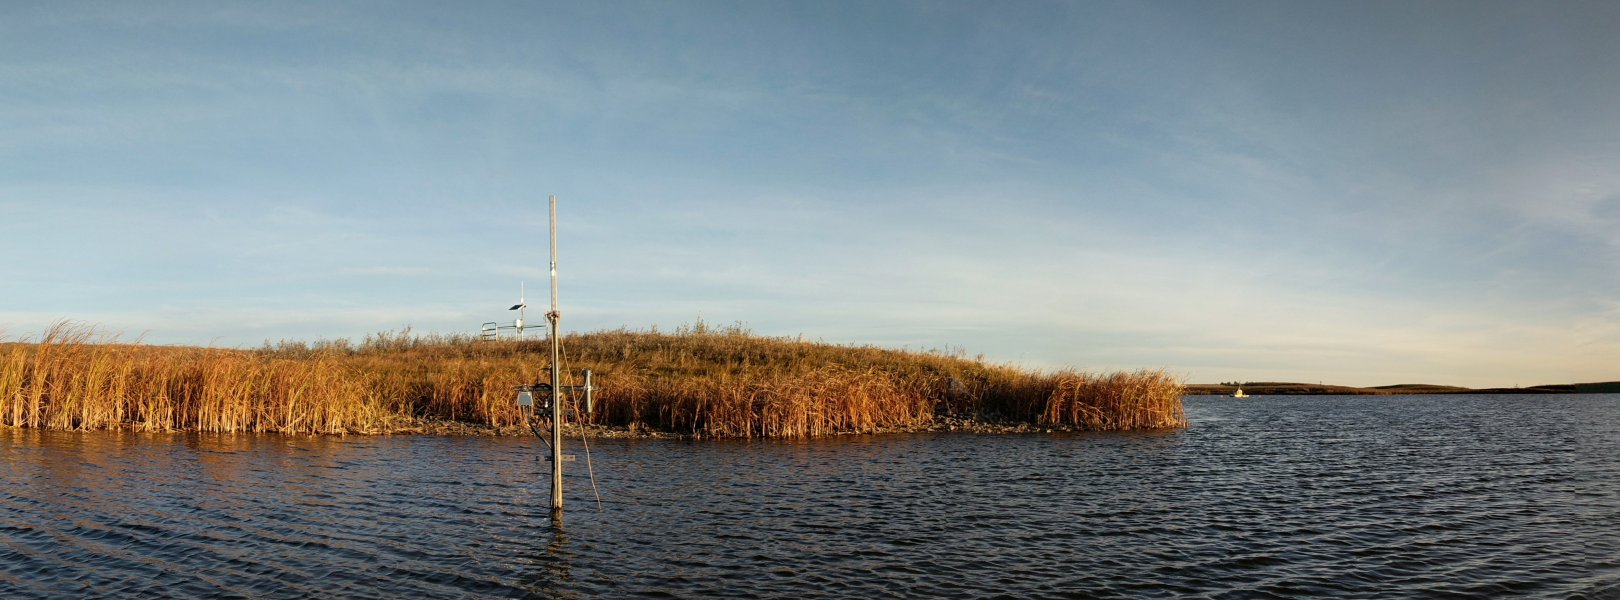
[1,321,1186,437]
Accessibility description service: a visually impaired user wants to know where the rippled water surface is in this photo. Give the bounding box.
[3,394,1617,598]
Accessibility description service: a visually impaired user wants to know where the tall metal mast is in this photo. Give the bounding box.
[547,194,563,513]
[512,195,594,518]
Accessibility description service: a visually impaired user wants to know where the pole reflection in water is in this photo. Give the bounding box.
[507,513,578,598]
[545,518,574,589]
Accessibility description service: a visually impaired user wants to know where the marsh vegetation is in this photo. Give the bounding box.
[1,321,1185,437]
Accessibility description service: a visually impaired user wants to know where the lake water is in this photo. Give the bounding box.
[2,394,1616,598]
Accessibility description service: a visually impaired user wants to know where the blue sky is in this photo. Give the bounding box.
[3,1,1617,387]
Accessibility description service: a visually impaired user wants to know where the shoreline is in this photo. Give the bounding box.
[1184,381,1620,396]
[1,416,1145,439]
[287,415,1138,438]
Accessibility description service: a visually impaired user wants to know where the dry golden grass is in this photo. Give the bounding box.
[0,323,389,434]
[1,321,1186,437]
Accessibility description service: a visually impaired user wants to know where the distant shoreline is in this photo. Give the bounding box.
[1184,381,1620,396]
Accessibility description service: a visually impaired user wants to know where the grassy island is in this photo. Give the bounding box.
[1,322,1186,438]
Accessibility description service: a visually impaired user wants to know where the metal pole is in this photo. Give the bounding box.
[548,195,563,514]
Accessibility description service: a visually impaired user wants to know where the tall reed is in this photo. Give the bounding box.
[0,321,1186,437]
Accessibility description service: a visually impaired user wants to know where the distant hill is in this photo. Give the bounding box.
[1371,384,1474,393]
[1184,381,1620,396]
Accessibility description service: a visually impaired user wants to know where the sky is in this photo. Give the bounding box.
[2,1,1617,388]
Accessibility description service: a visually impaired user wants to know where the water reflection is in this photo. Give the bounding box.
[1,395,1616,597]
[527,519,575,597]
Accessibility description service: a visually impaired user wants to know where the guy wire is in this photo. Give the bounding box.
[559,340,604,511]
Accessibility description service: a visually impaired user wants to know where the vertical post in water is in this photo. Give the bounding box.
[548,194,563,514]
